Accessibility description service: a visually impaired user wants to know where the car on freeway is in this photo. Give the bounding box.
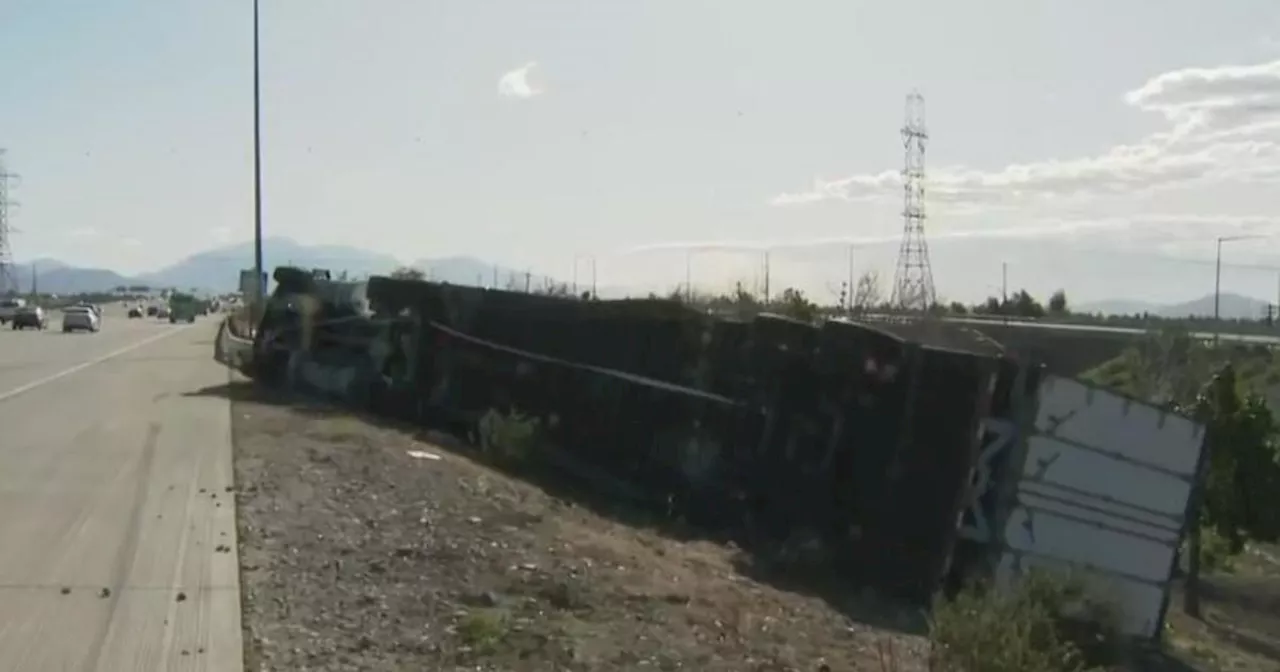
[11,306,47,330]
[127,305,144,318]
[146,305,159,317]
[155,305,171,319]
[62,306,100,333]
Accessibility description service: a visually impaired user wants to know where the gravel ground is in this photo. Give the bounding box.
[228,380,930,672]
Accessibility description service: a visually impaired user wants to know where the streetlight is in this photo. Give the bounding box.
[252,0,265,304]
[1215,234,1267,341]
[685,250,693,302]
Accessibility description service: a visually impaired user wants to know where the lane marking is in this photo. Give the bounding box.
[0,327,190,403]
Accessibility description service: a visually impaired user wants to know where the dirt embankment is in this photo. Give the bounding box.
[227,381,928,672]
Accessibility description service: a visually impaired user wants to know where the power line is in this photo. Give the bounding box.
[0,149,17,296]
[890,90,935,310]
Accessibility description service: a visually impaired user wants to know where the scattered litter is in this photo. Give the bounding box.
[407,450,442,461]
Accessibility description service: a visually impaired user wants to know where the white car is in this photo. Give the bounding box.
[62,306,100,333]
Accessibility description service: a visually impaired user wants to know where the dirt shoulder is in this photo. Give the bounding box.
[228,381,928,672]
[1161,545,1280,672]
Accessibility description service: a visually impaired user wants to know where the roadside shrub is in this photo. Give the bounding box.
[1189,524,1237,574]
[928,570,1122,672]
[476,409,541,464]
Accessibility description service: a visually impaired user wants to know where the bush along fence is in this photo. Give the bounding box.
[217,266,1209,638]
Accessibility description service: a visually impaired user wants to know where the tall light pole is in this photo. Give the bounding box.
[1215,234,1266,342]
[252,0,265,303]
[1001,261,1008,304]
[685,250,693,302]
[846,245,854,312]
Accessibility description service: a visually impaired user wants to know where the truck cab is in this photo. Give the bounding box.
[0,298,27,325]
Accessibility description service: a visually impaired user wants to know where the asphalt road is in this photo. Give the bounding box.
[0,309,243,671]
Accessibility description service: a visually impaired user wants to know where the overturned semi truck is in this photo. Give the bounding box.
[226,266,1206,639]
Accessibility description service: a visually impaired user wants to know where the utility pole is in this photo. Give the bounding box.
[685,251,692,302]
[1001,261,1008,304]
[846,244,855,312]
[890,90,936,310]
[251,0,265,305]
[1214,235,1265,344]
[763,250,771,304]
[0,149,18,296]
[524,270,531,293]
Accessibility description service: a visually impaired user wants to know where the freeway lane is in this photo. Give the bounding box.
[0,317,243,671]
[0,314,184,403]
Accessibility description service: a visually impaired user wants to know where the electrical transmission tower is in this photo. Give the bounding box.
[890,91,936,311]
[0,149,17,297]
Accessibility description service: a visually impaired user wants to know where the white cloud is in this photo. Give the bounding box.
[66,227,99,240]
[498,61,543,100]
[772,59,1280,208]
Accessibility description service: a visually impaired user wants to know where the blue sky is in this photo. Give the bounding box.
[5,0,1280,304]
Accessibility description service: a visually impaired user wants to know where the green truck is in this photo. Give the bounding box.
[168,292,207,323]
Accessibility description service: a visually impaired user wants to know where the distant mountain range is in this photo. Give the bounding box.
[10,238,1276,319]
[1075,293,1273,320]
[10,237,577,296]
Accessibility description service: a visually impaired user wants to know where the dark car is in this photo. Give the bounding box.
[146,305,159,317]
[11,306,47,330]
[127,306,143,319]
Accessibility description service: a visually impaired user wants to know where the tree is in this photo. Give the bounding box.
[978,296,1003,315]
[851,271,882,313]
[1177,364,1280,617]
[777,287,818,322]
[1011,290,1045,318]
[1048,289,1068,315]
[390,266,426,281]
[537,278,571,297]
[725,281,761,318]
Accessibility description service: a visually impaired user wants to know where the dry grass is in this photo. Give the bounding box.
[229,384,930,671]
[1162,544,1280,671]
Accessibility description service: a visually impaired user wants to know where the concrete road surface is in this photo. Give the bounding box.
[0,313,243,671]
